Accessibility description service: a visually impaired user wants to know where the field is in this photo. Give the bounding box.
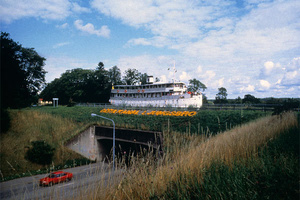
[0,106,299,199]
[30,106,269,133]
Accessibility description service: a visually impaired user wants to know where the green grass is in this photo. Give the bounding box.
[31,106,269,134]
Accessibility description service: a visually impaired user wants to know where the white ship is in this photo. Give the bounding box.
[109,76,202,108]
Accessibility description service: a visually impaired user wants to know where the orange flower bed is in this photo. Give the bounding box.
[100,108,197,117]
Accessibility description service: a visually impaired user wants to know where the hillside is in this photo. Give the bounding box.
[0,110,86,179]
[99,112,299,199]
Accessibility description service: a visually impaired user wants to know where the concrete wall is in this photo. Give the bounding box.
[65,126,101,161]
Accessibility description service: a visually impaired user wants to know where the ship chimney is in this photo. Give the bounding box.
[147,76,154,84]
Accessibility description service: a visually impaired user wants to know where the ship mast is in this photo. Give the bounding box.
[168,60,177,83]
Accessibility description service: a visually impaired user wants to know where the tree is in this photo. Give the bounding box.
[214,87,228,104]
[25,141,55,165]
[139,73,148,84]
[40,68,111,104]
[1,32,46,108]
[188,79,207,93]
[20,47,47,94]
[97,62,104,71]
[108,66,122,85]
[123,68,141,85]
[202,94,208,104]
[235,96,242,104]
[243,94,260,104]
[273,98,300,115]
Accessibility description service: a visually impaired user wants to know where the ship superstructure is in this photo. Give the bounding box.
[109,76,202,108]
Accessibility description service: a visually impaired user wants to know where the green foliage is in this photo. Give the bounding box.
[0,32,46,109]
[151,125,299,200]
[214,87,228,104]
[187,78,207,92]
[25,141,55,165]
[0,108,11,133]
[139,73,149,84]
[108,65,122,85]
[123,68,141,85]
[243,94,260,104]
[272,98,300,115]
[40,68,111,104]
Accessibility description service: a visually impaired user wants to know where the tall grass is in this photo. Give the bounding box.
[97,112,298,199]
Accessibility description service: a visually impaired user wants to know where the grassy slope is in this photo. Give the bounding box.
[100,112,299,199]
[0,109,85,179]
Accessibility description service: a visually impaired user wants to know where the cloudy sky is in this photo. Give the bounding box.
[1,0,299,99]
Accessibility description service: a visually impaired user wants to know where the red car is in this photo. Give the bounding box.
[39,171,73,186]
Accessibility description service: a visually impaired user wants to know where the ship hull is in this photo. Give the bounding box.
[109,95,202,108]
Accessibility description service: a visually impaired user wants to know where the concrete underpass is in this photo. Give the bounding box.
[65,126,163,162]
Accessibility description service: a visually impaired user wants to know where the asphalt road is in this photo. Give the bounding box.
[0,162,123,200]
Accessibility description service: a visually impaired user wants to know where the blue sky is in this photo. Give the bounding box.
[1,0,299,99]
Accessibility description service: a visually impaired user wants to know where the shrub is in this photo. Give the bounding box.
[25,141,55,165]
[0,108,10,133]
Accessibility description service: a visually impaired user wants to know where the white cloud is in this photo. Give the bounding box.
[285,71,298,80]
[240,85,255,93]
[280,57,300,87]
[179,71,191,82]
[91,0,226,39]
[127,36,171,48]
[202,70,216,80]
[91,0,158,27]
[218,78,224,87]
[197,66,203,73]
[44,56,97,82]
[117,55,174,79]
[53,42,70,49]
[263,61,274,75]
[260,80,271,89]
[92,0,300,63]
[0,0,72,23]
[127,38,152,46]
[74,20,110,38]
[71,2,90,13]
[56,23,69,29]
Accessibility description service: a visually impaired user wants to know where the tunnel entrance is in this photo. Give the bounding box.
[65,126,162,162]
[98,139,158,164]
